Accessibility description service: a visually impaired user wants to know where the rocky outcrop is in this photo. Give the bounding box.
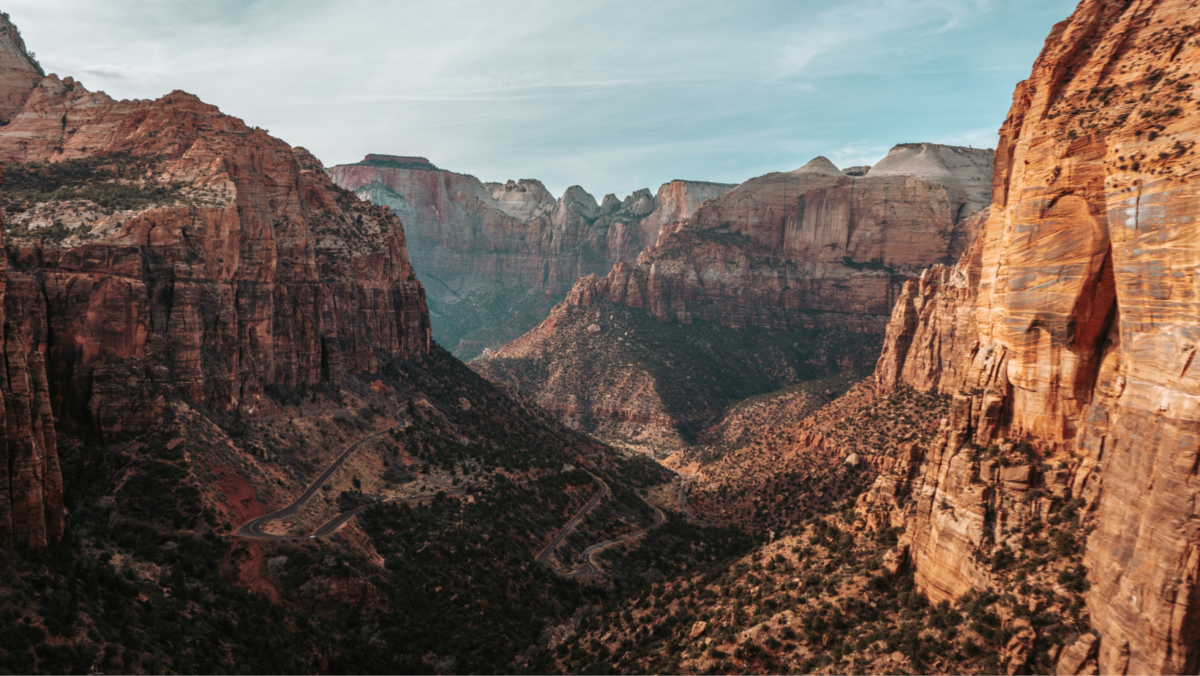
[477,145,992,446]
[0,167,63,549]
[559,144,993,333]
[0,61,431,545]
[0,85,430,428]
[329,157,734,296]
[328,156,734,353]
[867,1,1200,672]
[0,13,41,125]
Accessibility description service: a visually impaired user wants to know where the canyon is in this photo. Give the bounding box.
[643,0,1200,673]
[0,13,736,675]
[2,0,1200,674]
[328,155,734,357]
[474,144,994,451]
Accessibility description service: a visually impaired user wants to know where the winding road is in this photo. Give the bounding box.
[535,473,684,578]
[236,406,410,540]
[235,401,681,579]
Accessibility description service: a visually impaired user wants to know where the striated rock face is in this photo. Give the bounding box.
[0,70,431,545]
[559,144,993,334]
[0,167,63,549]
[477,146,992,445]
[870,1,1200,672]
[0,13,41,125]
[0,85,430,428]
[329,157,734,295]
[328,155,734,353]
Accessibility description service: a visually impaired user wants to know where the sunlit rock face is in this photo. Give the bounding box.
[0,13,41,125]
[874,1,1200,672]
[474,146,991,448]
[559,143,993,334]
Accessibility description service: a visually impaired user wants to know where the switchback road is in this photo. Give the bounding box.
[535,473,672,578]
[236,406,409,540]
[237,403,674,577]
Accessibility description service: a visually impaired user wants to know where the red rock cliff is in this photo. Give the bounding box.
[327,157,735,298]
[0,80,430,430]
[0,167,63,549]
[563,145,993,333]
[0,12,41,125]
[873,1,1200,672]
[0,74,431,544]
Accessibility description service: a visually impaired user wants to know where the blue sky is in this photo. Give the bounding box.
[7,0,1078,198]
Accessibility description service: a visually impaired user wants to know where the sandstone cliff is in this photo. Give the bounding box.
[475,146,992,448]
[0,75,431,545]
[0,167,62,549]
[560,144,993,333]
[0,12,41,125]
[328,156,734,355]
[863,1,1200,672]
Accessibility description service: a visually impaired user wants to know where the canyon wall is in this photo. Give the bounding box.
[0,65,430,545]
[0,166,62,549]
[475,146,991,449]
[328,156,734,354]
[559,144,993,333]
[0,12,41,125]
[329,156,734,295]
[868,1,1200,672]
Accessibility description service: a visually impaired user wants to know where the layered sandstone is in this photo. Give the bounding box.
[559,144,994,334]
[328,158,734,294]
[328,156,734,353]
[867,1,1200,672]
[0,167,62,549]
[0,72,431,545]
[477,146,992,446]
[0,13,41,125]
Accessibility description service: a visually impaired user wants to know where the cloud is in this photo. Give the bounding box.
[3,0,1077,196]
[80,65,131,80]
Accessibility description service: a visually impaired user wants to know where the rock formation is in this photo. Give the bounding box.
[558,144,994,334]
[0,46,430,545]
[0,167,62,549]
[863,1,1200,672]
[328,156,734,355]
[475,146,993,446]
[0,12,41,125]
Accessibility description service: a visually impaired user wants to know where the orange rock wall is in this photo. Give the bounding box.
[567,157,990,332]
[875,1,1200,672]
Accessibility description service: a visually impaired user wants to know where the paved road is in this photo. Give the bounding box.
[236,407,408,540]
[567,506,666,578]
[309,488,467,538]
[534,474,608,569]
[248,406,364,424]
[535,472,672,578]
[236,401,673,570]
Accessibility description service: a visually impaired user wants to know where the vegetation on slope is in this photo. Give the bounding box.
[0,344,758,674]
[554,504,1092,675]
[474,299,883,452]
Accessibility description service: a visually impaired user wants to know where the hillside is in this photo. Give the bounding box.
[0,17,749,675]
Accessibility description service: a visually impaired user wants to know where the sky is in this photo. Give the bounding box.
[5,0,1079,198]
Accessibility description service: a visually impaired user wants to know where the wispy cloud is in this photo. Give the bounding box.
[5,0,1076,197]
